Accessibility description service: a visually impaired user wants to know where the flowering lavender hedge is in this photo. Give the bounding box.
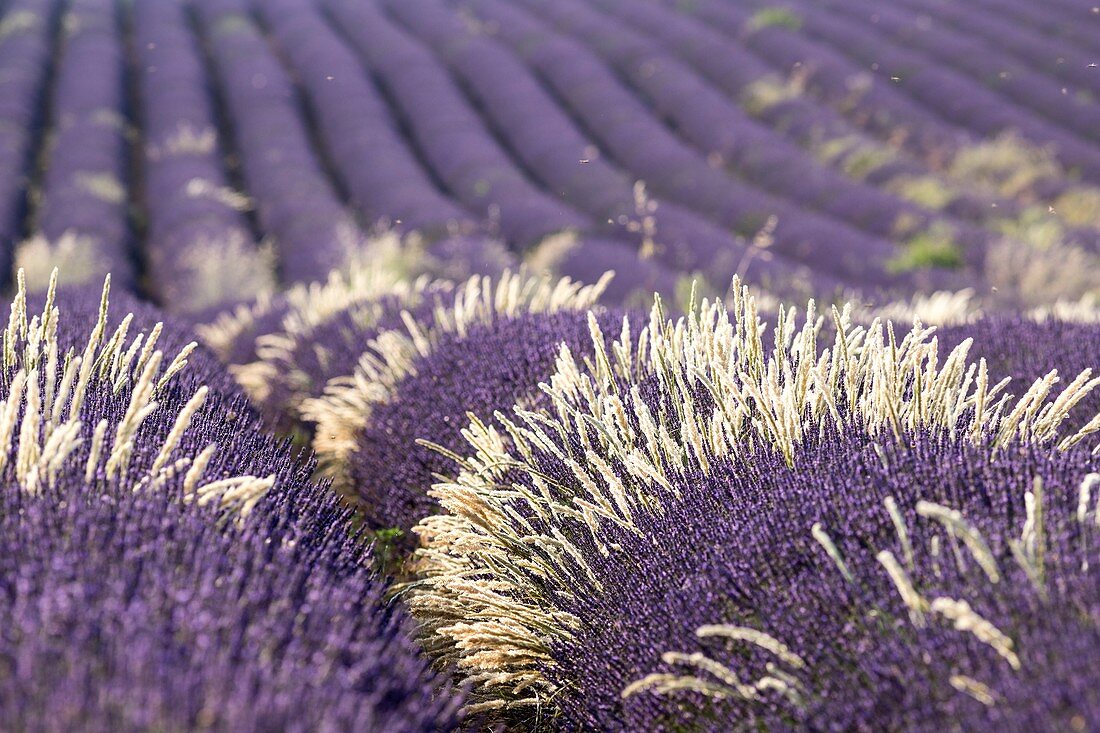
[0,273,463,731]
[0,0,56,282]
[322,0,593,250]
[675,0,965,160]
[823,0,1100,149]
[348,307,630,535]
[407,282,1100,722]
[296,272,613,532]
[528,0,949,244]
[753,0,1100,183]
[192,0,358,284]
[940,317,1100,437]
[814,0,1095,155]
[256,0,479,241]
[550,430,1100,731]
[664,0,1100,225]
[600,0,1050,230]
[22,0,133,289]
[385,0,776,290]
[0,470,464,732]
[132,0,270,313]
[967,0,1100,56]
[895,0,1100,99]
[49,279,240,399]
[463,0,960,293]
[529,235,682,304]
[235,278,447,437]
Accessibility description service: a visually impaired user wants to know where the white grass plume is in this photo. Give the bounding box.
[0,269,272,519]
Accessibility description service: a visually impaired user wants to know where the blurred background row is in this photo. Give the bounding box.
[0,0,1097,313]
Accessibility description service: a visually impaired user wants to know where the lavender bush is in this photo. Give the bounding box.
[0,271,463,731]
[19,0,132,289]
[553,430,1100,731]
[0,0,55,281]
[132,0,270,313]
[192,0,358,283]
[940,317,1100,437]
[408,281,1100,720]
[300,271,613,529]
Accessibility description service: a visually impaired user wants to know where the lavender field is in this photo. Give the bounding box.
[0,0,1098,730]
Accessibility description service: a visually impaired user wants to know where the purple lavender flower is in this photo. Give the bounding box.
[191,0,359,283]
[0,478,463,732]
[132,0,271,313]
[940,317,1100,436]
[0,272,463,731]
[548,429,1100,731]
[0,0,55,281]
[347,306,630,534]
[19,0,133,289]
[322,0,593,250]
[238,283,444,437]
[47,280,240,399]
[407,285,1100,724]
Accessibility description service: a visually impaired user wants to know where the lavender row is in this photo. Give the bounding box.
[0,0,57,283]
[462,0,954,292]
[554,430,1100,730]
[966,0,1100,59]
[315,0,666,291]
[895,0,1100,99]
[662,0,1097,204]
[540,235,682,304]
[384,0,802,292]
[0,283,464,730]
[256,0,478,241]
[25,0,133,288]
[738,0,1100,183]
[1019,0,1100,51]
[191,0,357,284]
[132,0,269,313]
[626,0,1100,247]
[585,0,1010,227]
[822,0,1100,150]
[322,0,592,250]
[674,0,974,161]
[539,0,999,266]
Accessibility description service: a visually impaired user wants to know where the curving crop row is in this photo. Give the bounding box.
[322,0,592,250]
[192,0,358,285]
[739,0,1100,183]
[23,0,133,289]
[462,0,953,292]
[895,0,1100,100]
[529,0,999,269]
[0,0,57,285]
[820,0,1100,150]
[132,0,269,313]
[257,0,678,298]
[627,0,1100,244]
[657,0,971,164]
[662,0,1095,200]
[256,0,478,241]
[587,0,1006,228]
[1034,0,1100,39]
[967,0,1100,58]
[385,0,796,291]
